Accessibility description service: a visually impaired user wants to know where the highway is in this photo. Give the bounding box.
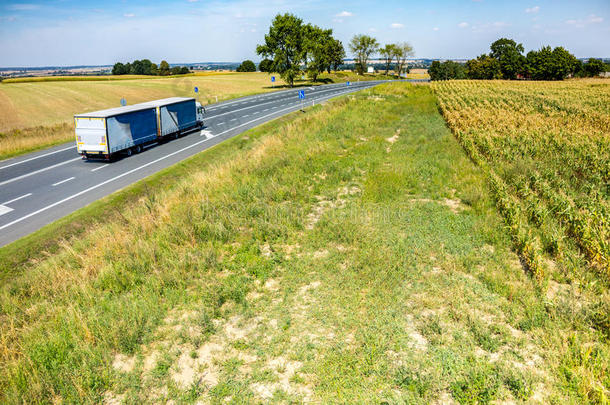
[0,80,388,247]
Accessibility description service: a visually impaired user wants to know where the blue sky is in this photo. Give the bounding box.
[0,0,608,67]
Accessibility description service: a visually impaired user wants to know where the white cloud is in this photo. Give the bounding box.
[368,27,377,32]
[433,27,439,31]
[6,3,39,11]
[566,14,603,28]
[332,18,343,23]
[335,11,353,17]
[123,13,135,18]
[458,22,469,28]
[525,6,540,14]
[391,23,404,29]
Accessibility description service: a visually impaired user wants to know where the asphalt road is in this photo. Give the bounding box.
[0,80,393,247]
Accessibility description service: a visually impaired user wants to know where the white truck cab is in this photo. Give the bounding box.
[196,102,205,127]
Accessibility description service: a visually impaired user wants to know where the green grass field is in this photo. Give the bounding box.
[0,71,393,160]
[1,82,607,404]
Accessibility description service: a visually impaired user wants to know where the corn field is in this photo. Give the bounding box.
[432,79,610,281]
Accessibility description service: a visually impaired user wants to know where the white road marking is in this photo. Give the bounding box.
[91,165,108,172]
[217,122,225,125]
[0,145,75,170]
[52,177,75,186]
[0,157,81,187]
[0,205,13,217]
[200,130,214,138]
[0,83,380,233]
[230,118,237,121]
[204,85,352,120]
[2,193,32,205]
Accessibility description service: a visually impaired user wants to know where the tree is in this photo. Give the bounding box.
[327,39,345,73]
[392,42,414,77]
[429,60,466,81]
[525,46,578,80]
[159,60,170,76]
[112,62,128,75]
[259,59,273,73]
[150,63,158,75]
[179,66,190,74]
[582,58,605,77]
[349,34,379,75]
[256,13,306,87]
[303,24,334,81]
[379,44,396,75]
[236,60,256,72]
[466,54,501,79]
[489,38,526,79]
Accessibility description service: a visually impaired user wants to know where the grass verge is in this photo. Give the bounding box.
[2,83,606,403]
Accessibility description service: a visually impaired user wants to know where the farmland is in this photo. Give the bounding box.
[0,71,391,160]
[1,82,609,403]
[433,79,610,281]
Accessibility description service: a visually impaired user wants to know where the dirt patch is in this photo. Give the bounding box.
[264,278,280,292]
[386,129,400,144]
[112,353,135,373]
[299,281,321,295]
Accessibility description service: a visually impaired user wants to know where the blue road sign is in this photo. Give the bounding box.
[271,76,276,83]
[120,98,126,106]
[298,90,305,99]
[346,81,351,86]
[194,86,198,93]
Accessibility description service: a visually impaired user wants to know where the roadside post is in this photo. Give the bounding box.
[120,98,126,106]
[271,76,275,88]
[298,90,305,111]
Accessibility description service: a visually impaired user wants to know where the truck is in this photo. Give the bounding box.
[74,97,204,160]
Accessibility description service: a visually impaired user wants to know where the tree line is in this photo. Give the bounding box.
[112,59,190,76]
[256,14,415,86]
[351,36,414,76]
[256,14,346,86]
[430,38,607,81]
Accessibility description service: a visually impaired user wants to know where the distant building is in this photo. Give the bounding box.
[367,66,375,73]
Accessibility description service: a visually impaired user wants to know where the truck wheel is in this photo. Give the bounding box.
[126,148,133,157]
[135,145,142,154]
[174,132,179,139]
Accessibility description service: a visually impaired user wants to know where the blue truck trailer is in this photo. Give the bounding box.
[74,97,204,160]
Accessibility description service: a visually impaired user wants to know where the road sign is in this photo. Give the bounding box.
[120,98,126,106]
[346,81,351,86]
[298,90,305,99]
[194,86,198,93]
[271,76,276,83]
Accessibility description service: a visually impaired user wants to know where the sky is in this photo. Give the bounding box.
[0,0,609,67]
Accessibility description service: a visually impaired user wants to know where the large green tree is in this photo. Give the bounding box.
[525,46,578,80]
[256,13,306,87]
[303,25,334,81]
[429,60,466,81]
[258,59,273,73]
[489,38,526,79]
[349,34,379,75]
[466,54,501,79]
[327,38,346,73]
[236,60,256,72]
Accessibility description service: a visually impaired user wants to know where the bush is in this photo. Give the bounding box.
[236,60,256,72]
[258,59,273,73]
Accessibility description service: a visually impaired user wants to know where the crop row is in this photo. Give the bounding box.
[433,79,610,279]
